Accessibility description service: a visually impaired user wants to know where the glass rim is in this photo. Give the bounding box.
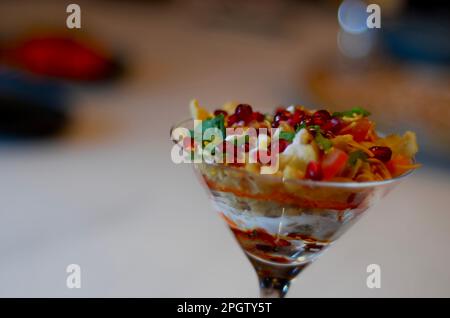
[170,118,416,189]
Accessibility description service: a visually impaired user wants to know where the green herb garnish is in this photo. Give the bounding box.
[201,114,225,141]
[295,122,306,132]
[315,132,332,152]
[347,150,368,166]
[279,131,295,142]
[332,107,371,118]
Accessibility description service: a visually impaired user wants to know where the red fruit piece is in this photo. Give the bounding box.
[322,117,342,134]
[350,118,371,142]
[272,109,291,127]
[369,146,392,162]
[275,110,291,121]
[235,104,253,123]
[278,139,290,153]
[305,161,323,180]
[227,114,238,126]
[287,109,305,128]
[252,112,265,122]
[300,115,313,127]
[312,110,331,126]
[321,148,349,180]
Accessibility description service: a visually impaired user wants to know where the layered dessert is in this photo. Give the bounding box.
[180,99,419,280]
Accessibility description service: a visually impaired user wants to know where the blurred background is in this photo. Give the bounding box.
[0,0,449,297]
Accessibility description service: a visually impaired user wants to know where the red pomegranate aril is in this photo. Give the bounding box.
[235,104,253,123]
[287,110,304,127]
[278,139,290,153]
[305,161,323,180]
[301,115,313,127]
[322,117,342,134]
[275,107,286,114]
[287,118,298,128]
[213,109,228,117]
[273,114,283,123]
[274,110,291,121]
[312,110,331,126]
[252,112,265,122]
[369,146,392,162]
[227,114,238,126]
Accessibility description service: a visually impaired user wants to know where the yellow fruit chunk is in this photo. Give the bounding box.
[221,101,239,114]
[190,99,210,120]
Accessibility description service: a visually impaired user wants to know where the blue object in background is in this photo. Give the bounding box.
[382,16,450,66]
[0,67,69,108]
[0,68,71,139]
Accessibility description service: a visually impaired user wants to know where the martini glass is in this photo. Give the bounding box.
[171,119,414,298]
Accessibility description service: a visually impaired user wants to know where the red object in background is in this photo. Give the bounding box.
[7,35,115,81]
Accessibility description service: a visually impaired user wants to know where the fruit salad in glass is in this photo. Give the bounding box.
[171,100,419,297]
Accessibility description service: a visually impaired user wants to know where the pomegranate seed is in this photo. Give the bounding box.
[278,139,289,153]
[235,104,253,123]
[322,117,342,134]
[305,161,323,180]
[300,115,313,127]
[227,114,238,126]
[275,110,291,121]
[369,146,392,162]
[287,110,304,128]
[272,110,291,127]
[275,107,286,114]
[287,118,297,128]
[252,112,265,122]
[312,110,331,126]
[214,109,228,117]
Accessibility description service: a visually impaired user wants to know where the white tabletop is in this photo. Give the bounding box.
[1,1,449,297]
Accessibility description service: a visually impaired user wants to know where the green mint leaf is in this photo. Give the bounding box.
[279,131,295,142]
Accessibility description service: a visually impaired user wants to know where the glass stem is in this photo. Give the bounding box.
[259,277,290,298]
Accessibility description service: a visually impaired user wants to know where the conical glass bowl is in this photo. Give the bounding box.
[171,119,414,297]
